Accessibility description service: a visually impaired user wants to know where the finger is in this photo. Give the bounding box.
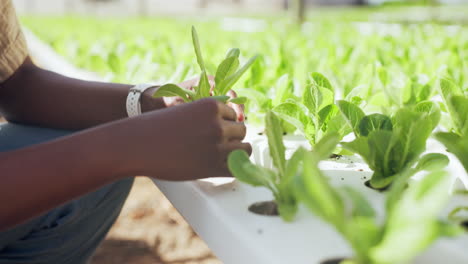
[218,102,237,121]
[178,77,199,91]
[209,77,216,96]
[163,96,185,107]
[226,90,246,122]
[227,89,237,98]
[240,142,253,156]
[219,142,253,175]
[221,120,247,141]
[214,142,252,178]
[214,167,233,178]
[221,142,253,157]
[227,102,245,122]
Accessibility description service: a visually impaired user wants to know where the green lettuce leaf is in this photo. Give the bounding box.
[338,100,366,137]
[152,83,195,102]
[266,111,287,176]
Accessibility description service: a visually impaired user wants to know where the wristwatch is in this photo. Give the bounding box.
[126,83,158,117]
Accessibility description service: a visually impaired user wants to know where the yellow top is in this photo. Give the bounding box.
[0,0,28,83]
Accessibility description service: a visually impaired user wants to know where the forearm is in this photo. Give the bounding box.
[0,96,250,231]
[0,121,133,231]
[0,57,164,130]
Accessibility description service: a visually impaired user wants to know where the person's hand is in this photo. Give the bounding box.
[117,98,251,181]
[226,89,245,122]
[142,76,246,122]
[160,76,215,108]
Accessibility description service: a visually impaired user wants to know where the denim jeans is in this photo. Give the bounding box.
[0,123,134,264]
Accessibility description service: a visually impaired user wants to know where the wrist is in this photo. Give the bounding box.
[106,114,166,177]
[140,86,166,113]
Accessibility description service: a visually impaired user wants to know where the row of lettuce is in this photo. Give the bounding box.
[229,75,467,264]
[24,13,468,264]
[22,15,467,124]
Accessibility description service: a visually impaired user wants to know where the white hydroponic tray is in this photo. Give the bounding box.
[25,28,468,264]
[153,129,468,264]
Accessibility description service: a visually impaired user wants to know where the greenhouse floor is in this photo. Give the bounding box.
[90,177,220,264]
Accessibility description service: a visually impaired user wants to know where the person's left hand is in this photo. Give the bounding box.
[143,76,245,122]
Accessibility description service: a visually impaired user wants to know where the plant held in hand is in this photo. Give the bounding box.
[153,26,258,105]
[338,100,442,189]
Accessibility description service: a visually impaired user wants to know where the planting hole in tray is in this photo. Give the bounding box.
[320,257,351,264]
[460,221,468,231]
[364,180,390,192]
[248,200,279,216]
[329,154,343,160]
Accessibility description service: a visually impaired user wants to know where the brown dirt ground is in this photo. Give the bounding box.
[90,177,222,264]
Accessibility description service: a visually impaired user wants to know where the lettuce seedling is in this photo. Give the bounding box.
[272,72,352,146]
[438,78,465,132]
[237,73,297,132]
[338,100,442,189]
[376,66,435,108]
[448,202,468,230]
[371,164,460,264]
[227,111,338,221]
[436,93,468,173]
[295,150,459,264]
[153,26,257,104]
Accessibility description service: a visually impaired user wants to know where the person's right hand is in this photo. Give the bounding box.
[116,98,251,181]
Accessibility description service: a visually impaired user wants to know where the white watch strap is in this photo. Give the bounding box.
[126,83,157,117]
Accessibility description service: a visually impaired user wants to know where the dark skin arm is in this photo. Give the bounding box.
[0,57,244,129]
[0,57,250,231]
[0,57,161,130]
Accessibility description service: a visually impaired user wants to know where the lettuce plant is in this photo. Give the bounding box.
[438,79,466,132]
[338,100,442,189]
[227,111,313,221]
[436,79,467,172]
[237,73,297,131]
[435,82,468,173]
[437,132,468,173]
[153,26,257,104]
[272,72,353,146]
[295,149,459,264]
[228,111,339,221]
[376,66,436,108]
[448,202,468,230]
